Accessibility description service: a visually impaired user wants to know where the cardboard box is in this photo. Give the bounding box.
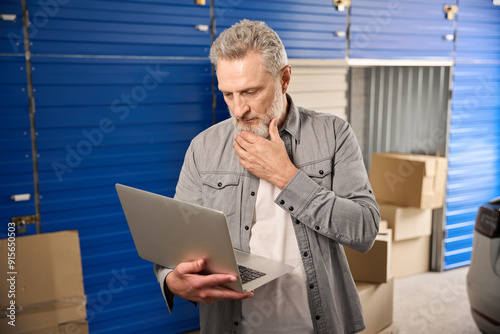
[0,231,85,309]
[378,203,432,241]
[0,231,86,333]
[24,321,89,334]
[391,235,430,278]
[356,277,394,334]
[58,321,88,334]
[369,153,447,209]
[379,220,389,231]
[0,300,87,333]
[345,230,392,283]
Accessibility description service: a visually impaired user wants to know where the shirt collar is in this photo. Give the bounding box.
[280,94,301,144]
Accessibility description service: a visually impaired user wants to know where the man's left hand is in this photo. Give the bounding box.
[233,118,298,189]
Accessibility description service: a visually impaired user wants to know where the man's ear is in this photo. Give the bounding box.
[281,65,292,93]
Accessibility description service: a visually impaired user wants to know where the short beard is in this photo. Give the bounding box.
[229,83,284,139]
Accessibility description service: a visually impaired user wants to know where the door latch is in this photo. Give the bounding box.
[444,5,458,20]
[334,0,351,12]
[195,24,209,32]
[11,193,31,202]
[1,14,16,22]
[11,215,39,234]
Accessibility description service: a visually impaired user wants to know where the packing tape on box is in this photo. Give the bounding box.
[0,296,87,318]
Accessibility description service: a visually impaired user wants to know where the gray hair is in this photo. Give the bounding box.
[209,20,288,79]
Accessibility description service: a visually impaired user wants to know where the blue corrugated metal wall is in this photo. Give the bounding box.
[349,0,456,59]
[28,0,212,327]
[25,0,211,57]
[445,0,500,269]
[33,58,212,333]
[2,0,212,332]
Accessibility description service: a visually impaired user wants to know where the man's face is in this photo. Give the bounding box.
[216,52,286,138]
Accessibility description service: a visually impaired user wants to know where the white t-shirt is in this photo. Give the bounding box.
[241,179,314,333]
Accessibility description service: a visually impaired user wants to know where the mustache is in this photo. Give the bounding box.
[231,112,256,121]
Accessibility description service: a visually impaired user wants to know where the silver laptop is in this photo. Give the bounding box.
[115,183,294,293]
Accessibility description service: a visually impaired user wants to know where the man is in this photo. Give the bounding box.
[154,20,380,333]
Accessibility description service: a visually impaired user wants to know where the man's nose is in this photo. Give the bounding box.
[232,94,249,118]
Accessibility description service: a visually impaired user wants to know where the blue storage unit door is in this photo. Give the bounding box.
[445,0,500,269]
[0,0,38,237]
[349,0,456,59]
[10,0,213,332]
[31,58,212,334]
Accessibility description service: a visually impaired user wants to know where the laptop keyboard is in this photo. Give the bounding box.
[238,265,266,284]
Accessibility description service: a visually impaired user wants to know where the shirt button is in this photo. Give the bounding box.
[234,321,239,326]
[218,182,222,187]
[280,200,285,205]
[316,315,321,320]
[315,226,320,231]
[319,170,324,175]
[295,220,301,224]
[289,206,294,211]
[303,252,308,257]
[244,226,249,230]
[251,191,255,196]
[309,284,314,289]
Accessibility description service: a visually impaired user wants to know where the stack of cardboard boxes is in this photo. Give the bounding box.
[345,223,394,334]
[370,152,447,278]
[0,231,88,334]
[345,152,447,333]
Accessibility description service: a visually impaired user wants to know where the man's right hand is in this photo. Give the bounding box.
[165,259,254,304]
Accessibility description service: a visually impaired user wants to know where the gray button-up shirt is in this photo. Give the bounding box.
[154,95,380,334]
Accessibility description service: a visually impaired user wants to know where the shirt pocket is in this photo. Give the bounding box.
[301,158,333,190]
[201,173,240,217]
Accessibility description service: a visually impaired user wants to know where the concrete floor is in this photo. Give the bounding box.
[184,266,481,334]
[385,266,480,334]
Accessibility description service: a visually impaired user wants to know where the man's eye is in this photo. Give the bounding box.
[223,93,232,97]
